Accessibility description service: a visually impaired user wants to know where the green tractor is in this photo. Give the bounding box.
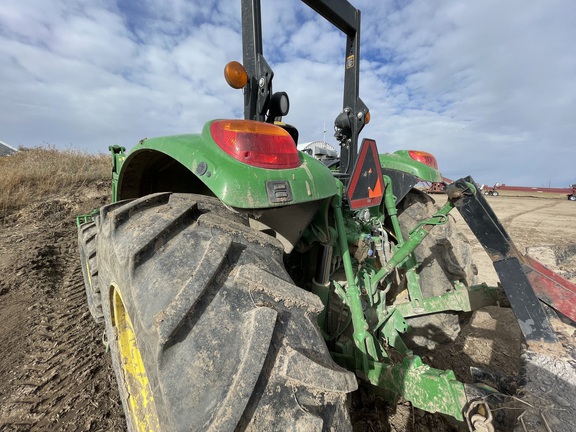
[77,1,576,430]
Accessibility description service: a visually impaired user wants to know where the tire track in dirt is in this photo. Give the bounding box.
[500,203,560,224]
[0,193,126,431]
[499,199,564,225]
[0,251,124,431]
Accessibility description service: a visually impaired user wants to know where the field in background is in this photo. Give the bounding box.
[0,147,110,219]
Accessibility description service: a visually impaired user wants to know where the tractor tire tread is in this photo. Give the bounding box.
[78,221,104,322]
[96,193,355,431]
[396,190,477,350]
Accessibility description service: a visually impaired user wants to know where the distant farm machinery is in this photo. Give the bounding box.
[425,180,576,201]
[480,183,576,200]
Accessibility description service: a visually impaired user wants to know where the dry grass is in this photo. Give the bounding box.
[0,146,110,218]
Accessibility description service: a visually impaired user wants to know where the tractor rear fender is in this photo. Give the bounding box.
[379,151,443,184]
[116,120,337,206]
[378,151,443,205]
[114,120,338,248]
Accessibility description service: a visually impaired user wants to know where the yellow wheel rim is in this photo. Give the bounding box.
[84,260,93,288]
[112,289,160,431]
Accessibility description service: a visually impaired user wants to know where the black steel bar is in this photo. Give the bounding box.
[302,0,358,35]
[447,176,558,344]
[448,177,521,262]
[301,0,364,178]
[340,22,361,177]
[241,0,263,121]
[493,257,557,343]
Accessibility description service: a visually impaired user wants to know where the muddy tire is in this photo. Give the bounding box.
[78,221,104,323]
[396,190,477,350]
[95,193,357,431]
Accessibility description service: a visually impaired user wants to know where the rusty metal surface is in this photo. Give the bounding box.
[523,255,576,322]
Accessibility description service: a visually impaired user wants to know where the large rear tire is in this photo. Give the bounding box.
[96,193,357,431]
[396,190,477,349]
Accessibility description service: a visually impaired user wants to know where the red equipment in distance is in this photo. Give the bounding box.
[481,183,576,200]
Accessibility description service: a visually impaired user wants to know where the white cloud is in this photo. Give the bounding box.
[357,0,576,186]
[0,0,574,187]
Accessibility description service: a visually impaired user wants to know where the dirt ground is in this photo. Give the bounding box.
[0,185,574,431]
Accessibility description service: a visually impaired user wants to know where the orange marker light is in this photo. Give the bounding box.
[224,61,248,89]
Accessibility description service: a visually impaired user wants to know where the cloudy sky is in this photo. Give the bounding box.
[1,0,575,187]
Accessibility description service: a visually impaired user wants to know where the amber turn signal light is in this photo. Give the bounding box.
[224,61,248,89]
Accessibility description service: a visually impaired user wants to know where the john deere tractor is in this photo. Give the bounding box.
[78,1,576,430]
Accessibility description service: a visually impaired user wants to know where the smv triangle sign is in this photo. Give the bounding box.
[346,138,384,210]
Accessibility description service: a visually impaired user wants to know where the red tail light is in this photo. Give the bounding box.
[210,120,301,169]
[408,150,438,169]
